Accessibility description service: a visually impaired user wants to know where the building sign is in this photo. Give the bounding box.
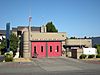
[83,48,97,55]
[6,23,10,52]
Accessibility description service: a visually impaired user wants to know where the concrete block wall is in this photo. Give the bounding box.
[23,31,31,58]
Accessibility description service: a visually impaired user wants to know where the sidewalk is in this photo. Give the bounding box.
[13,58,32,62]
[81,58,100,61]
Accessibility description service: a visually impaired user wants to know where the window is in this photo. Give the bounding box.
[57,46,59,52]
[34,46,36,53]
[41,46,43,52]
[17,31,22,35]
[50,46,52,52]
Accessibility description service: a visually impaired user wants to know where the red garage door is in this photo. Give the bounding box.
[31,41,62,58]
[31,42,46,58]
[47,42,62,57]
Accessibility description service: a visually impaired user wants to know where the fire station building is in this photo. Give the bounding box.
[12,25,92,59]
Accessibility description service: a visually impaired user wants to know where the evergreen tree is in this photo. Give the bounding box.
[46,22,58,32]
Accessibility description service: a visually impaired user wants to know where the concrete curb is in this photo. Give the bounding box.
[13,58,32,62]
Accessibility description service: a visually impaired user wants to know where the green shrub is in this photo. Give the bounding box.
[79,54,87,59]
[4,52,13,62]
[88,54,95,58]
[96,54,100,58]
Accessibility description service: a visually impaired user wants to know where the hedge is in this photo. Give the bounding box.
[88,54,95,58]
[79,54,87,59]
[96,54,100,58]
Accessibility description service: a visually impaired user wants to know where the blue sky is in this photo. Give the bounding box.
[0,0,100,37]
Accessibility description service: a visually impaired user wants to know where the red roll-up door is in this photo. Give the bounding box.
[47,42,61,57]
[31,42,46,58]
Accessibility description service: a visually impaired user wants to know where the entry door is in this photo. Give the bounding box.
[31,42,46,58]
[71,49,77,58]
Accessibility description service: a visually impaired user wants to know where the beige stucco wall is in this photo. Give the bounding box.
[66,39,92,47]
[31,32,66,41]
[77,49,83,59]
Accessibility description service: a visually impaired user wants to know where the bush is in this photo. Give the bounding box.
[96,54,100,58]
[4,51,13,62]
[88,54,95,58]
[79,54,87,59]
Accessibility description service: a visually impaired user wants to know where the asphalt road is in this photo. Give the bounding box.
[0,57,100,75]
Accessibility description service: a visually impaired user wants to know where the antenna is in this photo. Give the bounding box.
[29,8,32,27]
[28,7,32,40]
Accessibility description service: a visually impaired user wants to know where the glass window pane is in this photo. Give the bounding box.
[34,46,36,53]
[50,46,52,52]
[57,46,59,52]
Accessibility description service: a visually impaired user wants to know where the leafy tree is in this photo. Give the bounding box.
[84,36,87,39]
[0,39,6,50]
[0,39,7,54]
[0,33,19,55]
[46,22,58,32]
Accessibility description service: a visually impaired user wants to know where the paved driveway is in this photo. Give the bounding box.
[32,57,100,71]
[0,57,100,75]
